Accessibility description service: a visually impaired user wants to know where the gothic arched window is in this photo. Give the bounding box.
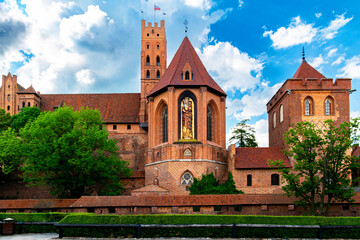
[146,70,150,78]
[146,44,149,49]
[304,97,314,116]
[325,97,334,115]
[146,55,150,65]
[185,71,190,80]
[157,44,159,49]
[22,102,25,108]
[247,174,252,186]
[156,56,160,66]
[7,105,10,111]
[280,104,283,123]
[156,70,160,78]
[181,172,194,185]
[7,94,10,101]
[162,106,168,143]
[28,102,30,107]
[207,106,212,141]
[271,174,280,186]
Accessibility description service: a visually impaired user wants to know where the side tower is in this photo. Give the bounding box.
[0,73,22,115]
[142,37,227,195]
[267,57,352,147]
[139,20,167,123]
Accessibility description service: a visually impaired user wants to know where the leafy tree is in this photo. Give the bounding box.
[270,120,360,216]
[0,108,11,132]
[0,128,23,174]
[10,107,41,133]
[189,172,243,195]
[229,119,258,147]
[15,106,132,198]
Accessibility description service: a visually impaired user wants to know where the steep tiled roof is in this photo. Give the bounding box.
[17,83,25,91]
[235,147,291,169]
[18,85,41,97]
[40,93,140,123]
[353,146,360,157]
[292,60,326,80]
[147,37,226,97]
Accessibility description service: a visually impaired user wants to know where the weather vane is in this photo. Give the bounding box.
[183,19,188,35]
[302,46,306,63]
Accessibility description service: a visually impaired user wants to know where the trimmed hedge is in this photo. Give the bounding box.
[58,214,360,238]
[0,213,67,234]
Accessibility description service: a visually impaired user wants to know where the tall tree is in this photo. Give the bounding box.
[229,119,258,147]
[6,106,132,198]
[270,120,359,216]
[10,107,41,133]
[0,108,11,133]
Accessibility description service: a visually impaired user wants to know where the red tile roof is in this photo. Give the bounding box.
[292,61,326,80]
[147,37,226,97]
[0,199,77,209]
[235,147,291,169]
[18,85,41,97]
[353,146,360,157]
[40,93,140,123]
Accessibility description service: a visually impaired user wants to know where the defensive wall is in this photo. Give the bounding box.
[1,194,360,216]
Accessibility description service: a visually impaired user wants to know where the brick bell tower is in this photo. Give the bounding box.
[139,20,167,124]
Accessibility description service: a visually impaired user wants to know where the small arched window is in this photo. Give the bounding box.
[273,112,276,128]
[207,106,212,141]
[162,106,168,143]
[156,70,160,78]
[7,94,10,101]
[22,102,25,108]
[325,97,333,115]
[8,85,10,88]
[146,70,150,78]
[146,44,149,49]
[157,44,159,49]
[181,172,194,185]
[185,71,190,80]
[28,102,30,107]
[156,56,160,66]
[247,175,252,186]
[304,97,314,116]
[280,104,283,123]
[271,174,280,186]
[7,105,10,111]
[146,55,150,65]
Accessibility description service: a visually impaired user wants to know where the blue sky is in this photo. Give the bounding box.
[1,0,360,146]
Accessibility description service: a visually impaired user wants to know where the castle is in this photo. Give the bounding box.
[0,20,353,198]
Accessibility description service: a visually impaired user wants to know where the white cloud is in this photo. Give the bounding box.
[327,48,337,57]
[226,119,268,147]
[197,41,263,92]
[76,69,95,85]
[263,16,317,49]
[238,0,244,7]
[337,56,360,79]
[184,0,212,10]
[351,111,360,119]
[320,13,353,40]
[309,54,327,68]
[332,55,345,65]
[315,13,322,18]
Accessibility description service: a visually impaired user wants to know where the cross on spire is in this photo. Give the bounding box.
[302,46,306,63]
[183,19,188,35]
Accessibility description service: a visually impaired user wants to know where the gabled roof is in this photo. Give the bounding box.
[18,85,41,97]
[235,147,291,169]
[292,60,326,80]
[147,36,226,97]
[40,93,140,123]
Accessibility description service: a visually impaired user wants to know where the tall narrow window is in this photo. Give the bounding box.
[156,56,160,66]
[271,174,280,186]
[146,44,149,49]
[247,174,252,186]
[325,98,332,115]
[273,112,276,128]
[22,102,25,108]
[7,105,10,111]
[146,70,150,78]
[156,70,160,78]
[185,71,190,80]
[157,44,159,49]
[146,55,150,65]
[207,106,212,141]
[7,94,10,101]
[28,102,30,107]
[162,106,168,143]
[305,99,310,115]
[304,97,314,116]
[279,104,283,122]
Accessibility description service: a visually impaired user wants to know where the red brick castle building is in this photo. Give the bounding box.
[0,20,353,198]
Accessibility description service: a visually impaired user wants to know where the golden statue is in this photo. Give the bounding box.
[181,97,194,139]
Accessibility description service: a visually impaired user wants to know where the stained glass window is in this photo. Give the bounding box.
[181,172,193,185]
[162,106,168,143]
[207,106,212,141]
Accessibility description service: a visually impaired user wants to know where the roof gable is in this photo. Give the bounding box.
[293,60,326,80]
[148,37,226,97]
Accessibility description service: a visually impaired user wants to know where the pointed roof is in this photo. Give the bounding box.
[147,37,226,97]
[292,60,326,80]
[18,85,41,97]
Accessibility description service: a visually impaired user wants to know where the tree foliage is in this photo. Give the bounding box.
[10,107,41,133]
[0,106,132,198]
[229,119,258,147]
[0,108,11,132]
[189,172,243,195]
[270,119,360,216]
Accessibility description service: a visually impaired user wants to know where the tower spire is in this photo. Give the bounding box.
[302,46,306,63]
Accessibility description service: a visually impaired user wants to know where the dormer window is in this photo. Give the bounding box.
[185,71,190,80]
[182,58,192,81]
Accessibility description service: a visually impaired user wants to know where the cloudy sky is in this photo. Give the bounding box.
[1,0,360,147]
